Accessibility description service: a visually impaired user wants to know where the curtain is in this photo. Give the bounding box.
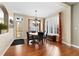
[58,12,62,43]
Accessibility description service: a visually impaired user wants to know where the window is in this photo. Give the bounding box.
[45,14,59,35]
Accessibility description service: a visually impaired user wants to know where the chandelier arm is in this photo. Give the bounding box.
[32,10,40,27]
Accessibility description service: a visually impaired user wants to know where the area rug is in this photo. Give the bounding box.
[11,39,25,46]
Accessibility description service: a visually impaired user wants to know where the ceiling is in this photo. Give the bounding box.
[64,2,79,5]
[4,2,66,18]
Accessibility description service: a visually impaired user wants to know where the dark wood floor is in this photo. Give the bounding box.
[4,40,79,56]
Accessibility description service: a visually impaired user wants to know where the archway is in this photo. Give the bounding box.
[0,4,9,33]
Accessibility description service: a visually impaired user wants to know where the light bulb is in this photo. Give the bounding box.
[33,21,35,23]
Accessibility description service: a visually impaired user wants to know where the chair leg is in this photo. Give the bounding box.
[27,40,29,45]
[45,39,47,43]
[42,40,43,45]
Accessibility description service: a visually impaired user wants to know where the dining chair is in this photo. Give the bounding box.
[43,32,48,42]
[26,32,33,45]
[37,32,44,44]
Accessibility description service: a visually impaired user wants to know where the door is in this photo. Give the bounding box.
[14,14,24,39]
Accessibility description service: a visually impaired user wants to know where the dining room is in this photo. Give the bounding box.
[3,2,71,56]
[12,10,59,46]
[4,8,62,56]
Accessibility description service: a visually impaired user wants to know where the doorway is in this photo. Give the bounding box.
[14,14,24,39]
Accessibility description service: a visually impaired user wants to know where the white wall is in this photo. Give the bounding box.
[0,29,14,55]
[61,5,71,46]
[0,3,14,55]
[71,3,79,46]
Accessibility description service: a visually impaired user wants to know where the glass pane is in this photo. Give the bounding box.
[0,8,4,24]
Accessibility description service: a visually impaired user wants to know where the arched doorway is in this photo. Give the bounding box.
[0,4,9,34]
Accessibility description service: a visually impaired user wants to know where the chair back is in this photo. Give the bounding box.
[27,32,29,39]
[38,32,44,41]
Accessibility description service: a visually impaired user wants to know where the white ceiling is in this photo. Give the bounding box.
[5,2,66,18]
[64,2,78,5]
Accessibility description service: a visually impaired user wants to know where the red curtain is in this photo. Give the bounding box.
[58,12,62,44]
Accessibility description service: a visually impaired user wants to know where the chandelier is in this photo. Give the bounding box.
[33,10,40,26]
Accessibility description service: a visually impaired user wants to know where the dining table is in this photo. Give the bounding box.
[29,32,38,44]
[29,32,38,36]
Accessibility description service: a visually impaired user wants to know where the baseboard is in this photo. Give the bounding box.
[62,41,71,46]
[1,39,14,56]
[62,41,79,48]
[71,44,79,48]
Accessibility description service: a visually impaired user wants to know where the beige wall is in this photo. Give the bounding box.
[61,5,71,45]
[40,18,45,32]
[0,3,14,55]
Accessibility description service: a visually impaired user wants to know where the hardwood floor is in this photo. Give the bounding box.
[4,41,79,56]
